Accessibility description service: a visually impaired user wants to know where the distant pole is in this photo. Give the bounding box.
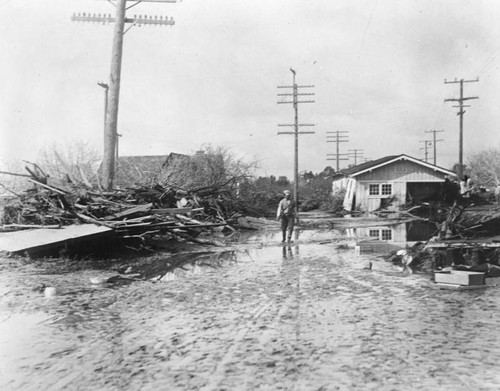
[424,129,444,165]
[419,140,432,162]
[326,131,348,171]
[348,149,364,166]
[277,68,315,222]
[444,78,479,179]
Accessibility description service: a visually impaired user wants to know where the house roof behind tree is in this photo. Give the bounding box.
[114,155,170,188]
[333,154,456,179]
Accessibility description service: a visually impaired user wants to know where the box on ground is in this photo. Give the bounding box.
[434,270,485,286]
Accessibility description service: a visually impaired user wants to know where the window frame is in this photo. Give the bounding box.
[369,184,380,196]
[367,183,393,197]
[381,229,392,240]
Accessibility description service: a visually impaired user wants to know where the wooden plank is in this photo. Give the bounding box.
[104,203,153,220]
[433,283,488,290]
[151,207,204,215]
[27,178,67,195]
[0,224,113,254]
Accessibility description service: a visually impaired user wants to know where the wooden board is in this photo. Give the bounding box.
[433,283,488,290]
[0,224,113,254]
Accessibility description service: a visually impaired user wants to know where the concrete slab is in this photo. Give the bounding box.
[0,224,113,255]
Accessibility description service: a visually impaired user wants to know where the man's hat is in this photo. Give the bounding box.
[283,190,291,195]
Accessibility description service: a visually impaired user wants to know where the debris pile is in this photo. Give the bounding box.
[0,162,261,253]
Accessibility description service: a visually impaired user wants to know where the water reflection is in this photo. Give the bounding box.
[355,220,437,244]
[142,251,237,281]
[281,230,300,259]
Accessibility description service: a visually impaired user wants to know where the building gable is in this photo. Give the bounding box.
[355,159,451,182]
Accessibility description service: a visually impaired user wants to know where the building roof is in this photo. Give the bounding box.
[336,154,456,178]
[114,155,169,187]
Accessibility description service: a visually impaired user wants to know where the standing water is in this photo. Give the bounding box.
[0,228,499,390]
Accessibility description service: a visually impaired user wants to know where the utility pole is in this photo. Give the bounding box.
[419,140,432,163]
[348,149,364,166]
[444,77,479,179]
[326,131,348,171]
[72,0,176,190]
[277,68,315,221]
[424,129,444,165]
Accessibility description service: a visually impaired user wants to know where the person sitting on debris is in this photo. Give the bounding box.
[277,190,295,243]
[460,175,474,198]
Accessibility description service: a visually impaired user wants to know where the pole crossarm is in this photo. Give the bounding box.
[277,93,315,96]
[444,97,478,102]
[72,13,175,25]
[278,100,315,104]
[444,78,479,84]
[277,85,315,89]
[278,124,315,127]
[277,131,315,135]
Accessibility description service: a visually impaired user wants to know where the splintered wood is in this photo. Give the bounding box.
[0,163,246,253]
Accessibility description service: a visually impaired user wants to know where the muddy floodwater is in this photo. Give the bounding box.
[1,228,500,391]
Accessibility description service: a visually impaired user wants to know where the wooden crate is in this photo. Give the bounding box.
[434,270,485,286]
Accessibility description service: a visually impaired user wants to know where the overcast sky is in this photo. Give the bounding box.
[1,0,499,178]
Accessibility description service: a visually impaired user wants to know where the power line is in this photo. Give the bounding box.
[277,68,315,221]
[326,131,348,171]
[72,0,176,190]
[444,77,479,179]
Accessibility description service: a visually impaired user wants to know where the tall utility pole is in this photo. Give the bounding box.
[277,68,315,221]
[419,140,432,162]
[72,0,176,190]
[444,77,479,179]
[348,149,364,166]
[424,129,444,165]
[326,131,348,171]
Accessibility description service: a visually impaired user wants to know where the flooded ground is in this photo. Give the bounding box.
[1,227,500,390]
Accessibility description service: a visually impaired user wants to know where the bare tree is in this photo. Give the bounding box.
[37,141,101,187]
[468,147,500,187]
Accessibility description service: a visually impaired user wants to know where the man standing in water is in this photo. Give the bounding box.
[277,190,295,243]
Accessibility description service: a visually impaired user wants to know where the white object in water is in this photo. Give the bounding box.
[90,276,108,284]
[44,287,57,298]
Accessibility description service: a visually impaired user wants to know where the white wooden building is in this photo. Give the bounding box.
[332,155,456,212]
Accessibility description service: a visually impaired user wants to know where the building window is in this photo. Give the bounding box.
[369,230,379,238]
[381,229,392,240]
[369,183,392,196]
[369,184,379,195]
[381,184,392,195]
